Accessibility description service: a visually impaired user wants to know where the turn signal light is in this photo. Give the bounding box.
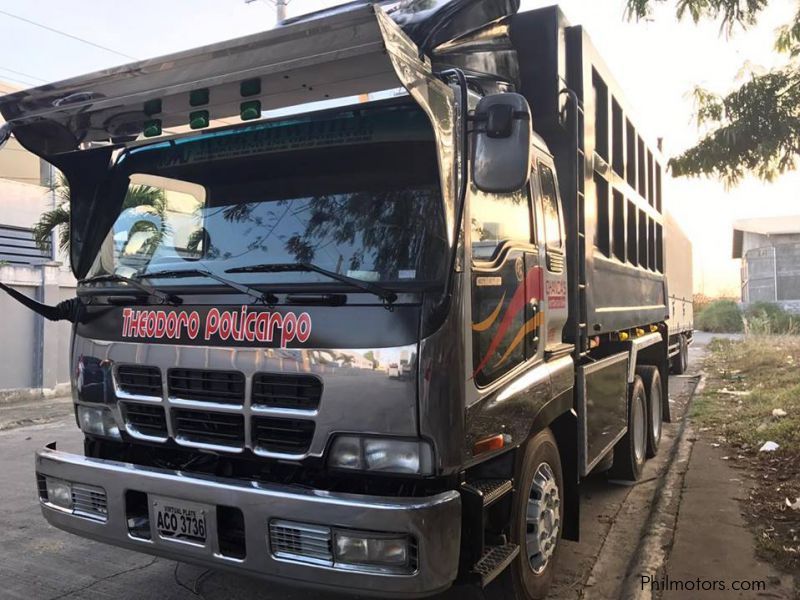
[473,434,505,456]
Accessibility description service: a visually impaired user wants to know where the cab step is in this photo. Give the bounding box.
[462,479,513,508]
[471,543,519,587]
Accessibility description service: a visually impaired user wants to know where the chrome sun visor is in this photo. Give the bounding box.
[0,4,437,159]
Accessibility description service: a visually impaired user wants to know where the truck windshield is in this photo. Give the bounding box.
[86,106,448,291]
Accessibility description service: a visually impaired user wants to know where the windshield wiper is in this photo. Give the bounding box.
[138,268,278,305]
[79,274,181,305]
[225,262,398,308]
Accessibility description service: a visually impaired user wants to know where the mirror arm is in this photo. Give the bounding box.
[0,282,82,323]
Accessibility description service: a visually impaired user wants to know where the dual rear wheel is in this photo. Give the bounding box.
[610,366,663,481]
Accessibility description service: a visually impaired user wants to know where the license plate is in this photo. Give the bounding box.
[151,495,209,544]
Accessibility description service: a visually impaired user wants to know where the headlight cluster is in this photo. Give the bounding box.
[77,406,121,440]
[328,436,433,475]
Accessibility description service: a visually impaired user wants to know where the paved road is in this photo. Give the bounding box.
[0,350,704,600]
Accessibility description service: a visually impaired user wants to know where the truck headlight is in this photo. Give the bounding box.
[328,436,433,475]
[45,477,73,510]
[77,405,121,440]
[334,531,410,568]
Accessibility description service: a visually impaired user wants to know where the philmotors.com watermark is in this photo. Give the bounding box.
[641,574,767,593]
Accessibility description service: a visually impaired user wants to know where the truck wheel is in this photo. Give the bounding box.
[609,375,647,481]
[635,366,662,458]
[486,429,563,600]
[671,335,688,375]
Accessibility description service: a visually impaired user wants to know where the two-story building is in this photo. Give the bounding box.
[732,216,800,313]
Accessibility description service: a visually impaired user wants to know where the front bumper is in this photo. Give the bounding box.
[35,443,461,598]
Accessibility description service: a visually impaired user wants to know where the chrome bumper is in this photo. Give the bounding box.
[35,443,461,598]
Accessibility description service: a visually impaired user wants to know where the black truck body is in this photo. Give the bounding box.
[0,2,685,598]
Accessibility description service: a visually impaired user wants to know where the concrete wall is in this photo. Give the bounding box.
[0,179,53,229]
[0,262,76,401]
[742,234,800,311]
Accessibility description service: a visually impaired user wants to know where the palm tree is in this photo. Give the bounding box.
[33,174,167,255]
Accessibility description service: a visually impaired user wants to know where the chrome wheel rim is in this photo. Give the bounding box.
[651,386,662,443]
[633,393,646,463]
[526,462,561,574]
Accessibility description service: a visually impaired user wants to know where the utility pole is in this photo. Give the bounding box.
[275,0,288,22]
[244,0,288,24]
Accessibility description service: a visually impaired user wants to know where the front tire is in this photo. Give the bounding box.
[486,429,563,600]
[609,375,647,481]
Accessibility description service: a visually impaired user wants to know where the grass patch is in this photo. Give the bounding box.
[692,336,800,449]
[693,335,800,575]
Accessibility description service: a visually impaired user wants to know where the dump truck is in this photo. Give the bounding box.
[0,2,676,597]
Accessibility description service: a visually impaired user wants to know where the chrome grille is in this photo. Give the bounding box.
[168,369,245,404]
[71,483,108,522]
[115,365,323,456]
[252,373,322,410]
[173,409,245,448]
[253,417,314,454]
[117,365,162,397]
[123,403,168,438]
[269,520,332,565]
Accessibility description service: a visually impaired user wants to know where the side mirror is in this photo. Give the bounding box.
[472,93,532,194]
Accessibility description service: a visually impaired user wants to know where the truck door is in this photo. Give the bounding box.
[532,154,570,354]
[469,183,542,386]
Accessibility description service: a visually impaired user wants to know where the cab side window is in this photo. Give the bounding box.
[470,188,531,261]
[538,163,562,249]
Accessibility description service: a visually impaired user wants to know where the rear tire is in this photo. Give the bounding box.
[609,375,647,481]
[635,366,663,458]
[671,335,688,374]
[486,429,563,600]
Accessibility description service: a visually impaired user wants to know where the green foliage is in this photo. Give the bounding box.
[743,301,800,334]
[626,0,800,184]
[33,175,167,256]
[696,299,744,332]
[625,0,769,31]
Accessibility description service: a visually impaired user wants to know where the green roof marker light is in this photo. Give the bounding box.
[189,110,210,130]
[190,88,210,106]
[143,99,162,116]
[240,100,262,121]
[143,119,162,138]
[241,78,261,97]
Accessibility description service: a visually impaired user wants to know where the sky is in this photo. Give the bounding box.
[0,0,798,296]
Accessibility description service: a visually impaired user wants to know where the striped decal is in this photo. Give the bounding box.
[472,266,543,378]
[494,312,545,368]
[472,293,506,332]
